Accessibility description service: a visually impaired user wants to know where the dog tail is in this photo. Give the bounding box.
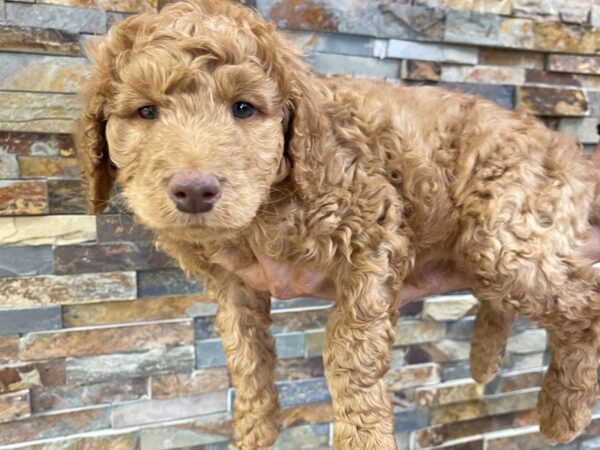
[588,125,600,225]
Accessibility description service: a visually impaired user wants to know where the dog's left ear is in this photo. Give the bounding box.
[270,35,328,194]
[75,39,116,215]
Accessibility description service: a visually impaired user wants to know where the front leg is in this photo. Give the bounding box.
[215,279,280,450]
[325,248,409,450]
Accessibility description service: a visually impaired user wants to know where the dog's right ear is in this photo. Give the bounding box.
[75,39,116,215]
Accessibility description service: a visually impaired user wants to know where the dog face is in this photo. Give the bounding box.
[77,0,316,240]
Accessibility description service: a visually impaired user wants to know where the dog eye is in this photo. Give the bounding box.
[138,105,158,120]
[232,101,255,119]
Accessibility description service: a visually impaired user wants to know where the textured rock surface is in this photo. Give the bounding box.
[0,271,136,308]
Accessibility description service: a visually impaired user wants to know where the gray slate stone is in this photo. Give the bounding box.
[309,52,402,79]
[139,412,232,450]
[0,245,53,277]
[388,39,478,65]
[3,3,107,34]
[284,30,374,57]
[275,332,305,359]
[196,339,226,369]
[195,330,305,369]
[394,407,429,432]
[228,377,331,411]
[112,391,228,428]
[0,153,19,178]
[66,346,195,386]
[137,268,203,298]
[444,9,501,46]
[0,306,61,336]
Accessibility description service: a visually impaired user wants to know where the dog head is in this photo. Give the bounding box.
[77,0,322,241]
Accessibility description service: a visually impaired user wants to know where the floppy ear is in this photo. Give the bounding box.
[75,40,116,215]
[266,32,329,196]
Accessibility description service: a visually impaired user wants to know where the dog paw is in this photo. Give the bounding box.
[469,357,501,385]
[538,391,592,444]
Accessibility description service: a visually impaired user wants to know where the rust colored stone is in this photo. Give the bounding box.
[0,180,48,215]
[0,360,65,393]
[270,0,339,32]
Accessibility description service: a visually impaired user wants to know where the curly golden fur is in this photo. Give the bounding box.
[77,0,600,448]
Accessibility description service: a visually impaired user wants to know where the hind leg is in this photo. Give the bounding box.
[539,322,600,443]
[469,299,515,384]
[460,223,600,443]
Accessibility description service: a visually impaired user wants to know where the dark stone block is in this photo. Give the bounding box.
[441,360,471,381]
[195,316,218,340]
[446,317,474,341]
[96,214,154,243]
[137,268,203,298]
[54,242,175,275]
[0,245,53,277]
[438,82,516,110]
[229,377,331,411]
[47,180,86,215]
[399,299,423,318]
[394,407,429,433]
[403,344,433,365]
[525,70,581,87]
[0,306,62,336]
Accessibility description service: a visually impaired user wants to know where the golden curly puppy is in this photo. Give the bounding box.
[77,0,600,448]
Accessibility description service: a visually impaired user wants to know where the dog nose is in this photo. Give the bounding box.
[168,172,221,213]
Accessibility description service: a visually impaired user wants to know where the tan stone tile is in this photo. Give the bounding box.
[38,0,157,13]
[282,401,333,428]
[0,91,79,134]
[394,319,446,346]
[0,336,19,364]
[0,215,96,246]
[20,321,194,360]
[0,389,30,423]
[423,295,478,321]
[549,54,600,75]
[441,65,525,85]
[63,294,213,327]
[151,368,230,399]
[386,362,441,390]
[430,399,486,425]
[0,406,111,445]
[31,378,147,413]
[0,54,89,93]
[479,48,545,70]
[18,156,79,178]
[12,433,140,450]
[406,379,484,407]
